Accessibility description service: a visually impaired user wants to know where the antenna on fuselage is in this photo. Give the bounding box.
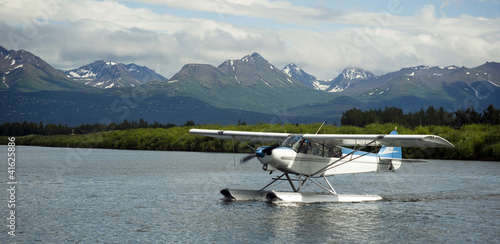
[315,121,327,134]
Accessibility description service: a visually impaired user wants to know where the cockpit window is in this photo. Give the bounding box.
[282,135,302,151]
[325,144,342,158]
[298,140,323,156]
[282,135,342,158]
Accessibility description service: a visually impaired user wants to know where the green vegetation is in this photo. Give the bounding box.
[0,119,176,137]
[341,105,500,128]
[4,122,500,161]
[2,105,499,161]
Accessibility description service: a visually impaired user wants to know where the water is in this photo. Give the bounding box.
[1,146,499,243]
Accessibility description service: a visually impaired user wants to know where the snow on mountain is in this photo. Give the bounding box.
[65,61,167,89]
[396,65,467,79]
[325,67,377,93]
[1,48,34,76]
[281,63,331,90]
[341,67,376,80]
[215,52,303,88]
[0,46,84,91]
[280,65,379,93]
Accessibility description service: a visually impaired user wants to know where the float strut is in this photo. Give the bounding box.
[259,173,286,192]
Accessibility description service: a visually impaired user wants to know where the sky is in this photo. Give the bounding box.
[0,0,499,80]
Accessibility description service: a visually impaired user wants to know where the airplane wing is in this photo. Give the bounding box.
[303,134,454,148]
[189,129,290,143]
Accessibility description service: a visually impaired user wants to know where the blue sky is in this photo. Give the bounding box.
[1,0,499,79]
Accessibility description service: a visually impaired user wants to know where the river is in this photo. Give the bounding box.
[1,146,499,243]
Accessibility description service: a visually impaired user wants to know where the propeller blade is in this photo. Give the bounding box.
[240,154,257,164]
[242,144,280,164]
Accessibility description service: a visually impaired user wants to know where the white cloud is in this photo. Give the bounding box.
[0,0,498,80]
[130,0,335,24]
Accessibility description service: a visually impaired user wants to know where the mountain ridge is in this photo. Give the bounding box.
[0,46,87,92]
[156,52,326,112]
[0,45,498,125]
[64,60,168,89]
[282,63,331,90]
[325,67,378,94]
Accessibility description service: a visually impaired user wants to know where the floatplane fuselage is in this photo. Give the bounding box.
[189,128,453,203]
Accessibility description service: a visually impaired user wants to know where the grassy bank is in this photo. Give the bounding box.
[4,123,500,161]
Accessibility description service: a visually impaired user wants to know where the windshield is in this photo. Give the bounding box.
[282,135,303,151]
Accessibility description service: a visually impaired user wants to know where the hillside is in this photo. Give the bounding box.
[325,67,378,94]
[64,61,168,88]
[0,46,87,92]
[359,64,500,110]
[282,63,331,90]
[147,53,333,112]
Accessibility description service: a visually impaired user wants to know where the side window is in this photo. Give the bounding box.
[298,140,310,154]
[298,140,324,156]
[325,144,342,158]
[311,142,324,156]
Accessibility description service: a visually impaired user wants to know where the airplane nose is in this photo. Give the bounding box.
[256,145,279,158]
[256,146,267,158]
[242,146,276,164]
[255,145,282,167]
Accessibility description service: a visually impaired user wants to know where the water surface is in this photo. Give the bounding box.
[1,146,498,243]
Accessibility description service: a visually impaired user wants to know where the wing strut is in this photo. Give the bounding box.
[235,137,256,151]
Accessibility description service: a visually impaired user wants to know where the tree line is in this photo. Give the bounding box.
[9,123,500,161]
[2,105,498,137]
[0,119,183,137]
[341,105,500,128]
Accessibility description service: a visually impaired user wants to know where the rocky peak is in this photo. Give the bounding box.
[341,67,376,80]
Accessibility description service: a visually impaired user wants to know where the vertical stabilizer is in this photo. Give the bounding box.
[378,129,402,171]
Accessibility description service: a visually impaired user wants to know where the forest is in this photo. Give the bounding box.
[1,106,499,161]
[1,106,499,137]
[341,105,500,128]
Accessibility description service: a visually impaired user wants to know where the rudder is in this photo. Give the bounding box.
[378,129,402,171]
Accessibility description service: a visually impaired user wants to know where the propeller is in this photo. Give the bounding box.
[240,144,280,164]
[240,154,256,163]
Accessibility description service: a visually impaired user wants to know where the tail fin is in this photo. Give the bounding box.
[377,129,402,171]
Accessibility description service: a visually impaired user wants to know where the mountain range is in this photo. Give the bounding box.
[0,46,499,125]
[63,61,168,88]
[0,46,86,92]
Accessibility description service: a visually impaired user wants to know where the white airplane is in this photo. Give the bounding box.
[189,127,454,203]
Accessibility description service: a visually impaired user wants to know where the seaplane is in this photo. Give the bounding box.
[189,126,454,203]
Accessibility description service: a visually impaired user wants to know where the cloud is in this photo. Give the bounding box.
[0,0,498,80]
[131,0,337,24]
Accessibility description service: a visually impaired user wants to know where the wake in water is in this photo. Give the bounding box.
[383,192,500,203]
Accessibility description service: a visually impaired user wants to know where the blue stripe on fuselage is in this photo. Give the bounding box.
[342,147,378,157]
